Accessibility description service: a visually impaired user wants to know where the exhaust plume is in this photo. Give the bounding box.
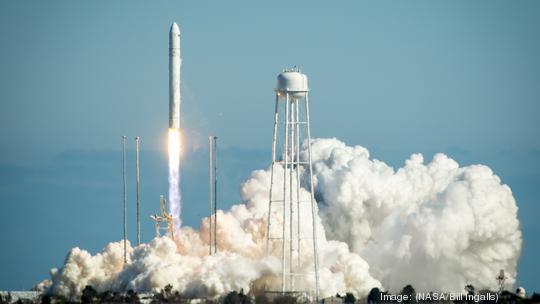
[168,128,182,229]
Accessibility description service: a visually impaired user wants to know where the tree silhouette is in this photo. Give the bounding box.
[465,284,475,295]
[39,294,51,304]
[343,292,357,303]
[223,289,252,304]
[401,285,416,304]
[367,288,381,304]
[163,284,173,298]
[126,289,141,303]
[81,285,98,303]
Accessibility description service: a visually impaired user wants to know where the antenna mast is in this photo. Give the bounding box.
[135,136,141,246]
[122,135,128,264]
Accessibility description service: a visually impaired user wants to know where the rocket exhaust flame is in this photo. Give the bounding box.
[168,128,182,230]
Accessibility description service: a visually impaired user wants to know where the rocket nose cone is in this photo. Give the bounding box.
[170,22,180,34]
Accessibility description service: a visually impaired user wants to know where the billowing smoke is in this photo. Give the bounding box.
[43,138,521,299]
[308,139,521,292]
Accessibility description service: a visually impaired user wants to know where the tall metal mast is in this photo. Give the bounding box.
[208,135,218,254]
[213,136,218,254]
[209,136,214,255]
[135,136,141,246]
[122,135,128,264]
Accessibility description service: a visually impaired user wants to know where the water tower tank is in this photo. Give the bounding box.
[276,69,308,99]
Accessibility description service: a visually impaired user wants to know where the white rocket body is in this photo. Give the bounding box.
[169,22,181,130]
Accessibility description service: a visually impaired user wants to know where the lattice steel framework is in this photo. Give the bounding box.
[265,69,320,300]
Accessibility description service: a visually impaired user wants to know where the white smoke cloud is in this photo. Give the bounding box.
[44,138,521,299]
[309,138,522,292]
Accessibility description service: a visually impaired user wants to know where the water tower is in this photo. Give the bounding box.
[265,67,320,300]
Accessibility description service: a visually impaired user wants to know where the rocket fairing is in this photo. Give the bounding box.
[169,22,181,130]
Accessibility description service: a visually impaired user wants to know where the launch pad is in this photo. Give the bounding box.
[150,195,175,241]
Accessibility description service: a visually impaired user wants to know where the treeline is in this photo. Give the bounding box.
[1,284,539,304]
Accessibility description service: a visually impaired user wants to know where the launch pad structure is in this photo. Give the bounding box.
[265,67,320,301]
[150,195,175,241]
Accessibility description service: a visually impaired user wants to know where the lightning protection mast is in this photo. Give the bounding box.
[122,135,128,264]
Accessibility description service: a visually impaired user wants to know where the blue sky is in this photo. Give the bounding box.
[0,0,539,292]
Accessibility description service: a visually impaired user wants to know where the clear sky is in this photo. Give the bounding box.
[0,0,539,292]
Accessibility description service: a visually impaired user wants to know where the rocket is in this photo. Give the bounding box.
[169,22,181,130]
